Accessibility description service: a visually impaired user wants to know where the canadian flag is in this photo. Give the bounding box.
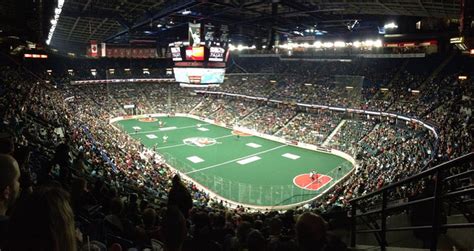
[90,40,98,57]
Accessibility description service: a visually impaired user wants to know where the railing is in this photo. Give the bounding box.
[162,152,353,210]
[350,152,474,251]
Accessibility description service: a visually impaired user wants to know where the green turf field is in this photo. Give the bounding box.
[115,116,353,208]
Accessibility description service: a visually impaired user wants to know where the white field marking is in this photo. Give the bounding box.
[282,153,300,160]
[132,126,141,130]
[187,156,204,163]
[197,127,209,131]
[304,175,333,189]
[322,119,346,147]
[246,143,262,148]
[156,134,234,150]
[184,144,288,175]
[237,156,261,165]
[146,134,158,139]
[159,126,177,131]
[134,123,210,135]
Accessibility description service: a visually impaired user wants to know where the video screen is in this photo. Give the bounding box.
[173,67,225,84]
[171,47,182,61]
[209,47,225,62]
[185,46,205,61]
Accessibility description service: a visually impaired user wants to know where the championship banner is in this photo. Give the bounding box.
[219,25,229,47]
[101,43,106,57]
[188,23,201,47]
[204,23,215,47]
[90,40,98,57]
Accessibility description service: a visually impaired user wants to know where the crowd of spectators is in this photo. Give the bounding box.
[276,111,344,146]
[239,106,297,135]
[0,52,472,250]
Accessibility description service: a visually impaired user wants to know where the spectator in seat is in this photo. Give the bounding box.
[168,175,192,218]
[7,186,78,251]
[295,212,347,251]
[0,154,21,249]
[295,212,327,251]
[0,133,14,155]
[247,229,266,251]
[51,143,72,185]
[162,206,187,251]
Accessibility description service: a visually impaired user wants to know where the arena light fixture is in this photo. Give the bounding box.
[353,41,361,48]
[363,40,374,47]
[322,42,333,48]
[46,0,65,45]
[384,22,398,29]
[411,90,420,94]
[334,41,345,48]
[458,75,467,80]
[374,39,383,48]
[380,88,389,92]
[313,41,322,48]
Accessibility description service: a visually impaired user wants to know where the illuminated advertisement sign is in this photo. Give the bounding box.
[209,47,225,62]
[185,46,204,61]
[173,68,225,84]
[171,47,182,61]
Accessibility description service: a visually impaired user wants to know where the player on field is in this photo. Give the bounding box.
[310,170,317,181]
[163,135,168,143]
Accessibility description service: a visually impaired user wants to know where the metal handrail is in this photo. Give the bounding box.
[350,152,474,251]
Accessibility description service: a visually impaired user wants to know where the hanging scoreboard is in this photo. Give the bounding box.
[170,23,230,86]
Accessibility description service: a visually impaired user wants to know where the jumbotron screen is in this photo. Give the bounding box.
[170,42,228,85]
[173,68,225,84]
[170,44,228,63]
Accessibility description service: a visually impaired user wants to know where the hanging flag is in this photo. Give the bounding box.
[220,25,229,47]
[203,23,215,47]
[90,40,98,57]
[188,23,201,47]
[101,42,106,57]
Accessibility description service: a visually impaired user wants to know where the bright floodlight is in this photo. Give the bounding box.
[384,22,398,29]
[374,39,383,47]
[334,41,345,48]
[323,42,333,48]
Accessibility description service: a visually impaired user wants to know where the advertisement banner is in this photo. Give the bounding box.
[218,24,229,47]
[171,47,182,61]
[204,23,215,47]
[188,23,201,47]
[209,47,225,62]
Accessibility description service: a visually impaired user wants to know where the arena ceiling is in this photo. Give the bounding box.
[49,0,461,46]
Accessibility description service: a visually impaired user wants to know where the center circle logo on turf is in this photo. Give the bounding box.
[183,137,217,147]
